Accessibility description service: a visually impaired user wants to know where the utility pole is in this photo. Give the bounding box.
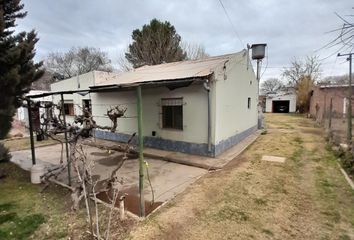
[338,52,353,147]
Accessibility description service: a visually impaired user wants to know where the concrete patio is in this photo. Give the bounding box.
[10,144,207,213]
[10,130,259,215]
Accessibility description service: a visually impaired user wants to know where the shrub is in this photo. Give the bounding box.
[0,143,11,163]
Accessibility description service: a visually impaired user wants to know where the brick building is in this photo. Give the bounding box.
[309,85,354,123]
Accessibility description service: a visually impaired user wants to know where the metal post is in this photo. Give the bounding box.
[256,59,261,83]
[136,86,145,217]
[329,98,333,130]
[256,59,262,129]
[27,99,36,165]
[61,94,72,186]
[338,52,353,147]
[349,55,352,147]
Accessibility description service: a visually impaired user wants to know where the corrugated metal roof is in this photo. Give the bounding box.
[319,84,352,89]
[95,51,245,87]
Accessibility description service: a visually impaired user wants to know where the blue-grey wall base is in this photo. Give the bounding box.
[94,125,257,157]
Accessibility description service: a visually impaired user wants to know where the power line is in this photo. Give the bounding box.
[217,0,244,48]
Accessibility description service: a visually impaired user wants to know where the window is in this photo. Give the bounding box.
[161,98,183,130]
[248,97,251,109]
[64,103,75,115]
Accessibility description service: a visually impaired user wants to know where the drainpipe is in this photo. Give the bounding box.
[203,80,212,152]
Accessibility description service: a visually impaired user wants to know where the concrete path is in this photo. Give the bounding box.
[144,130,261,170]
[91,131,260,170]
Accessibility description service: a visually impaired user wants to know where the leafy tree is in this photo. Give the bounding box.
[0,0,43,161]
[260,78,285,94]
[125,19,187,68]
[282,56,321,113]
[45,47,112,78]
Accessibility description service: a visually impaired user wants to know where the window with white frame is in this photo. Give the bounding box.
[161,98,183,130]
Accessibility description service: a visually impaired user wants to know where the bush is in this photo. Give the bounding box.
[341,151,354,177]
[0,143,11,163]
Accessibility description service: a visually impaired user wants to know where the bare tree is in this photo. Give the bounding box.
[45,47,113,78]
[282,56,321,113]
[181,42,209,60]
[282,56,321,87]
[260,78,285,94]
[117,51,133,72]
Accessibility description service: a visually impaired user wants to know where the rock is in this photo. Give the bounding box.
[339,143,349,151]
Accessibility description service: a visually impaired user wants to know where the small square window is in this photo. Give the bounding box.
[161,98,183,130]
[248,97,251,109]
[63,103,75,115]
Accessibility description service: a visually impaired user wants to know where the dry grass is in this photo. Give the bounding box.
[128,113,354,240]
[0,162,137,240]
[2,137,58,152]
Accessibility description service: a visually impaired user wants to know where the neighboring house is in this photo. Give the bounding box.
[49,50,258,157]
[264,89,296,113]
[50,71,115,123]
[16,90,53,130]
[309,84,354,123]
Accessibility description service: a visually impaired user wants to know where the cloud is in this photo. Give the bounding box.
[17,0,353,79]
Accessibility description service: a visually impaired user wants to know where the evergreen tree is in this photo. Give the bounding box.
[125,19,187,68]
[0,0,43,161]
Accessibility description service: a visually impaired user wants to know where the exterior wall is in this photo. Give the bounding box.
[16,90,53,127]
[265,93,297,113]
[51,72,95,122]
[92,83,211,155]
[309,86,354,123]
[48,64,258,157]
[213,51,258,155]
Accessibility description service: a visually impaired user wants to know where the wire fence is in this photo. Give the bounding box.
[319,101,352,146]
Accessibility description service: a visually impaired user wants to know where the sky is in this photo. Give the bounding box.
[17,0,353,82]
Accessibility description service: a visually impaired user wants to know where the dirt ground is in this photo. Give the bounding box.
[128,113,354,240]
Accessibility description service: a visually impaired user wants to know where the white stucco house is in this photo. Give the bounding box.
[265,90,297,113]
[50,50,258,157]
[16,90,53,129]
[51,71,117,123]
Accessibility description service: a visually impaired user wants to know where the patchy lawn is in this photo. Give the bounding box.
[2,137,58,152]
[0,162,136,239]
[0,162,88,240]
[128,113,354,240]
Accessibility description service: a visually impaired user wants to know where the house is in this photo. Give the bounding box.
[264,89,296,113]
[309,84,354,123]
[16,90,53,130]
[50,71,116,122]
[50,50,258,157]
